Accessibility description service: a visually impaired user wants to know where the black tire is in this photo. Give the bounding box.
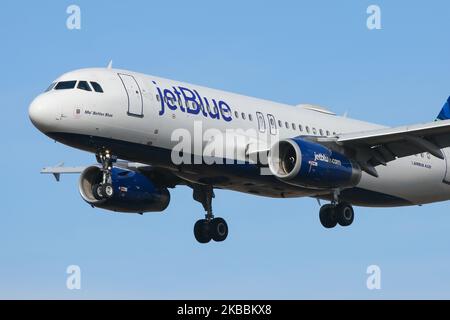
[319,204,338,229]
[194,219,211,244]
[336,202,354,227]
[102,183,114,199]
[92,184,103,200]
[210,218,228,242]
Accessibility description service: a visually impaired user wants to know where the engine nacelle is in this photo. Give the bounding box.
[268,138,362,189]
[79,166,170,213]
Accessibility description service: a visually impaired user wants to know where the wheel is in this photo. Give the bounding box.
[210,218,228,242]
[92,184,104,200]
[102,183,114,199]
[319,204,338,229]
[336,202,354,227]
[194,219,212,244]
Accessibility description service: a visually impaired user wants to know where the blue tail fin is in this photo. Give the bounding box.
[437,96,450,120]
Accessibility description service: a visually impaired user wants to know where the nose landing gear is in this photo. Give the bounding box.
[92,149,116,200]
[192,185,229,244]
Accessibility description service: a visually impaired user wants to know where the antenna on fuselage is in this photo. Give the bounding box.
[107,60,113,69]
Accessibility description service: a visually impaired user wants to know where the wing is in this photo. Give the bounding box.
[41,162,87,181]
[41,161,182,187]
[320,119,450,177]
[41,161,148,181]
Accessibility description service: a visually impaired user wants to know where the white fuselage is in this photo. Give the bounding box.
[28,68,450,206]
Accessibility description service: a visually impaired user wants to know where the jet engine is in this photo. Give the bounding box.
[78,166,170,213]
[268,138,362,189]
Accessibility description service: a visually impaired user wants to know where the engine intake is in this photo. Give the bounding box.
[79,166,170,213]
[268,138,361,189]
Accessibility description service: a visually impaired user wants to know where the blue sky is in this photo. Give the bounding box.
[1,0,450,299]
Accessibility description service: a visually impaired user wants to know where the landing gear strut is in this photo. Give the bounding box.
[93,149,116,200]
[193,185,229,243]
[319,192,354,229]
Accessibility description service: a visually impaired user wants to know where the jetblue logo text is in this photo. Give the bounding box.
[154,81,233,122]
[314,152,342,166]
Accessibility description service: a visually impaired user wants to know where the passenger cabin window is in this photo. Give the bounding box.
[299,125,303,132]
[241,112,246,120]
[234,111,239,119]
[90,82,104,93]
[55,81,77,90]
[248,114,253,121]
[77,81,92,91]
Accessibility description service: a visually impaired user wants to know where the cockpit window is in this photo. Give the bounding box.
[55,81,77,90]
[90,82,104,93]
[77,81,92,91]
[45,83,56,92]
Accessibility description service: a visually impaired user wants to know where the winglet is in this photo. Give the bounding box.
[53,172,61,182]
[47,162,64,182]
[107,60,113,69]
[436,96,450,120]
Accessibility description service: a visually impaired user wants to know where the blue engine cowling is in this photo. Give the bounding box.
[79,166,170,213]
[268,138,362,189]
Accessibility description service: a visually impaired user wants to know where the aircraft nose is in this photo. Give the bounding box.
[29,95,53,133]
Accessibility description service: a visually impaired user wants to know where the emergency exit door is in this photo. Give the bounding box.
[118,73,144,117]
[442,147,450,184]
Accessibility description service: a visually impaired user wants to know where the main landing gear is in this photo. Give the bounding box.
[319,192,354,229]
[92,149,116,200]
[193,185,229,244]
[319,202,354,228]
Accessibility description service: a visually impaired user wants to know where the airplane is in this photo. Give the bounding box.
[29,65,450,243]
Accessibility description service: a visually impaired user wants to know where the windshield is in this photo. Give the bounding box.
[46,80,104,93]
[45,83,56,92]
[55,81,77,90]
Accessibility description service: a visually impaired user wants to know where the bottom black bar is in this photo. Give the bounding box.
[0,300,447,318]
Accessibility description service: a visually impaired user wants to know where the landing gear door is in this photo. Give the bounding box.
[118,73,144,117]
